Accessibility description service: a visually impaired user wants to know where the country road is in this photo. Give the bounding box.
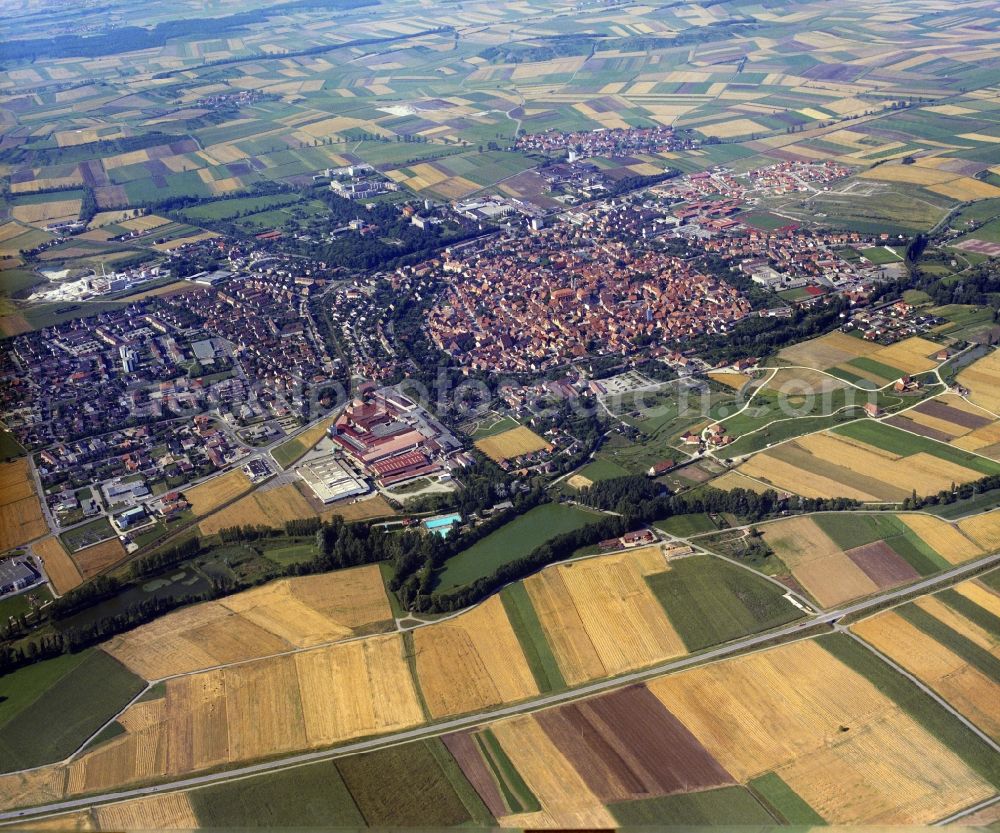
[5,549,999,823]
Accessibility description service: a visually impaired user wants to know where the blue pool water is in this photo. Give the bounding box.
[424,513,462,535]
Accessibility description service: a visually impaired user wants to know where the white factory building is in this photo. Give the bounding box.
[297,454,369,504]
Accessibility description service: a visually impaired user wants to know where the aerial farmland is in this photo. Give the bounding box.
[2,0,1000,826]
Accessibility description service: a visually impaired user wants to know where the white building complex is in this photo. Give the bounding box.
[297,454,369,504]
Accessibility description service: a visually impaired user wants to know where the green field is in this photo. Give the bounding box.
[813,513,948,574]
[897,603,1000,681]
[0,650,144,772]
[469,415,519,439]
[575,457,631,483]
[179,193,300,222]
[820,633,1000,789]
[724,410,868,458]
[500,582,567,692]
[936,588,1000,640]
[654,513,718,536]
[861,246,903,265]
[59,516,116,552]
[434,503,603,591]
[474,728,540,814]
[270,434,312,469]
[337,740,494,826]
[609,785,773,825]
[644,554,802,651]
[832,421,1000,477]
[0,431,25,461]
[749,772,825,824]
[191,761,366,827]
[845,356,908,382]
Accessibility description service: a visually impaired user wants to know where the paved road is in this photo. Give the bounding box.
[5,549,999,823]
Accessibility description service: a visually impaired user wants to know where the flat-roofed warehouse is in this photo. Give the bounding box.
[298,455,369,504]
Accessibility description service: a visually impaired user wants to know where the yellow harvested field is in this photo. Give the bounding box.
[793,554,879,607]
[760,515,877,607]
[957,349,1000,413]
[413,595,538,717]
[741,432,985,503]
[778,330,880,369]
[72,537,126,579]
[198,482,315,535]
[94,793,198,830]
[958,509,1000,551]
[10,200,81,226]
[475,425,549,462]
[647,640,993,823]
[8,810,93,830]
[776,713,991,823]
[739,454,881,502]
[87,210,132,229]
[183,469,252,517]
[760,515,841,567]
[200,481,392,535]
[33,537,82,594]
[526,546,684,685]
[917,595,996,652]
[0,458,47,551]
[295,636,424,747]
[68,634,423,794]
[566,474,593,490]
[853,611,1000,740]
[321,494,396,522]
[707,371,749,390]
[291,414,338,452]
[104,565,393,678]
[709,470,774,494]
[696,118,768,138]
[898,514,983,564]
[491,716,615,828]
[0,223,29,243]
[954,579,1000,619]
[928,178,1000,201]
[0,767,69,813]
[871,337,941,373]
[118,215,171,232]
[122,280,199,301]
[152,231,219,251]
[10,173,83,194]
[859,164,952,185]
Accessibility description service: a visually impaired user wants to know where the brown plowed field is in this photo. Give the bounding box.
[884,415,953,443]
[72,537,126,578]
[442,731,507,818]
[535,685,732,802]
[913,400,991,431]
[845,541,919,589]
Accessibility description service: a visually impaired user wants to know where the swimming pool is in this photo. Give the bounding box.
[424,513,462,535]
